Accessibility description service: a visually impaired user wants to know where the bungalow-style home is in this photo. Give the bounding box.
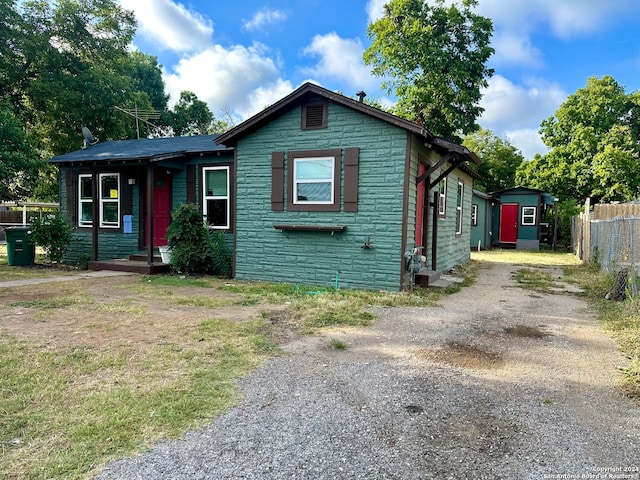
[489,186,556,250]
[470,189,500,251]
[215,82,481,291]
[49,135,234,272]
[49,83,482,290]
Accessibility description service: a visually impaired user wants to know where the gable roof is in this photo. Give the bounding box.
[490,186,556,205]
[215,82,481,167]
[49,134,231,165]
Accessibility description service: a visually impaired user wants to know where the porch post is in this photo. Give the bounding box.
[92,169,99,261]
[147,164,154,265]
[431,191,439,271]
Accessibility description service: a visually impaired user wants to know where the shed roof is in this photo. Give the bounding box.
[49,134,230,165]
[215,82,481,167]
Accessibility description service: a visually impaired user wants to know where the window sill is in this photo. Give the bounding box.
[274,224,346,233]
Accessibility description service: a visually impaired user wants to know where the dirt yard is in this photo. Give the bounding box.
[2,260,639,479]
[0,274,293,350]
[93,259,640,479]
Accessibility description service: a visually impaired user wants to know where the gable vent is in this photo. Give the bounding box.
[302,103,327,130]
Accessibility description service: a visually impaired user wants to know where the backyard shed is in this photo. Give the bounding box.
[490,186,556,250]
[216,82,481,291]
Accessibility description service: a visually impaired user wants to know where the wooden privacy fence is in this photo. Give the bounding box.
[573,200,640,273]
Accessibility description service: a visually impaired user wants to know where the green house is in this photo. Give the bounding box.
[49,135,234,272]
[216,83,481,291]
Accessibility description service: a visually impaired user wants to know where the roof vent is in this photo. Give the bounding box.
[356,91,366,103]
[302,103,327,130]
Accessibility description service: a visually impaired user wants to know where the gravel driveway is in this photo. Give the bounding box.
[97,260,640,479]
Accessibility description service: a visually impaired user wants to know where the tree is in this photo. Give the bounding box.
[364,0,494,142]
[170,91,213,136]
[463,129,523,192]
[0,100,41,201]
[519,76,640,203]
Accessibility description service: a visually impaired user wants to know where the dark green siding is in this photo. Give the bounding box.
[234,102,408,291]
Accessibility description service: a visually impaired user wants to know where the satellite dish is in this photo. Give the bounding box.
[81,126,98,149]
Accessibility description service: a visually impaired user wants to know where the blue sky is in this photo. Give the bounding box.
[118,0,640,160]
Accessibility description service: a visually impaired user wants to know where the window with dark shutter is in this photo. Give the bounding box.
[301,102,327,130]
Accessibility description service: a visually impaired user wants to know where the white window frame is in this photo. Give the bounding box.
[438,177,447,216]
[522,206,537,225]
[78,174,93,227]
[77,173,120,228]
[202,166,230,230]
[293,157,335,205]
[471,203,478,226]
[455,180,464,235]
[99,173,120,228]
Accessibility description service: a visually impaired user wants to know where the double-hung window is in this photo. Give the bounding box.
[455,180,464,235]
[78,173,120,228]
[203,166,230,229]
[522,206,536,225]
[438,177,447,216]
[78,175,93,227]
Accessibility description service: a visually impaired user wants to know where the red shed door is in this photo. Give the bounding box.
[499,203,518,243]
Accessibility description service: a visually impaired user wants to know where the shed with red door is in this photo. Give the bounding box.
[490,186,556,250]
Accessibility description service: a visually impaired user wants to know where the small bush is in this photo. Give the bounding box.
[209,229,232,278]
[29,211,73,263]
[166,203,214,274]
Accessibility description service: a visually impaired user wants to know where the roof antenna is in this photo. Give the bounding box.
[356,90,366,103]
[81,126,98,149]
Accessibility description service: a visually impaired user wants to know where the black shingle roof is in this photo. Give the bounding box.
[49,134,230,164]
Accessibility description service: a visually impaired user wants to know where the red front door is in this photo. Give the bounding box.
[499,203,518,243]
[151,170,171,246]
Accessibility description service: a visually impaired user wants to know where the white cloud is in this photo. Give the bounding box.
[479,75,565,130]
[504,128,548,160]
[478,0,633,38]
[479,75,566,158]
[119,0,213,52]
[490,32,543,68]
[301,32,378,91]
[163,43,293,120]
[366,0,387,24]
[243,9,287,31]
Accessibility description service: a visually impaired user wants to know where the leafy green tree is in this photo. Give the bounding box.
[17,0,138,154]
[170,91,214,136]
[463,129,523,192]
[0,100,41,201]
[519,76,640,203]
[364,0,494,142]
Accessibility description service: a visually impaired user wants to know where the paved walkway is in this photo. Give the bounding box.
[0,270,135,288]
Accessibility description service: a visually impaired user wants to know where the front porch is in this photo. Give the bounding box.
[88,253,170,274]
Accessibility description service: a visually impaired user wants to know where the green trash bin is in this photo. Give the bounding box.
[6,226,36,266]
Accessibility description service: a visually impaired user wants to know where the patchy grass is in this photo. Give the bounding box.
[0,317,275,480]
[0,244,78,281]
[513,268,565,293]
[0,266,470,478]
[564,262,640,401]
[329,338,348,350]
[472,248,581,267]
